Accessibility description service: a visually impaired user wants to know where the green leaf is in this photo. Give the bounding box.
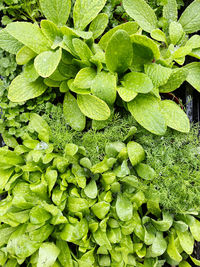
[116,194,133,221]
[37,243,60,267]
[172,46,192,59]
[84,180,98,199]
[73,0,106,30]
[186,35,200,49]
[190,256,200,266]
[127,141,145,166]
[0,168,14,192]
[56,240,73,267]
[91,201,110,219]
[177,230,194,255]
[169,22,185,45]
[23,62,39,82]
[74,67,96,89]
[99,22,139,50]
[117,86,138,102]
[6,22,51,54]
[40,0,71,26]
[159,68,188,93]
[34,48,62,78]
[77,94,110,120]
[91,71,116,105]
[147,232,167,257]
[184,62,200,92]
[135,163,156,181]
[8,75,47,102]
[105,30,133,73]
[190,218,200,242]
[122,72,153,93]
[30,206,51,224]
[179,261,192,267]
[160,100,190,133]
[151,212,173,231]
[167,232,182,262]
[29,113,50,143]
[41,20,63,46]
[67,197,88,212]
[89,13,108,39]
[63,91,86,131]
[45,169,58,194]
[72,38,93,63]
[179,0,200,33]
[0,29,23,54]
[128,94,166,135]
[16,46,37,65]
[144,63,172,88]
[163,0,178,23]
[123,0,157,33]
[150,29,167,43]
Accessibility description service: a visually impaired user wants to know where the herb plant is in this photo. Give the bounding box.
[1,0,200,135]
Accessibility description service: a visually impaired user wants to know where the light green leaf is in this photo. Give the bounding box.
[91,71,116,105]
[99,22,139,50]
[61,25,93,40]
[40,0,71,26]
[117,86,138,102]
[159,68,188,93]
[30,206,51,224]
[177,230,194,255]
[116,194,133,221]
[8,75,47,102]
[74,67,96,89]
[0,168,14,192]
[105,30,133,73]
[91,201,110,219]
[34,48,62,78]
[190,218,200,241]
[184,62,200,92]
[0,29,23,54]
[190,256,200,266]
[73,0,106,30]
[23,62,39,82]
[160,100,190,133]
[45,169,58,194]
[41,20,63,46]
[84,180,98,199]
[144,63,172,87]
[29,113,50,142]
[179,261,192,267]
[127,141,145,166]
[37,243,60,267]
[89,13,108,39]
[77,94,110,120]
[6,22,51,54]
[122,72,153,93]
[123,0,157,32]
[72,38,93,63]
[179,0,200,33]
[167,232,182,262]
[147,232,167,257]
[163,0,178,23]
[56,240,73,267]
[68,79,91,94]
[16,46,36,65]
[135,163,156,181]
[151,212,173,231]
[172,46,192,59]
[169,22,185,45]
[186,35,200,49]
[150,29,167,43]
[128,94,166,135]
[63,91,86,131]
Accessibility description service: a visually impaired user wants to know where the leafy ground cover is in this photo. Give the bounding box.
[0,0,200,266]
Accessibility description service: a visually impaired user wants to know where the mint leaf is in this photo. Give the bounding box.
[105,30,133,73]
[40,0,71,26]
[128,94,166,135]
[123,0,157,33]
[73,0,106,30]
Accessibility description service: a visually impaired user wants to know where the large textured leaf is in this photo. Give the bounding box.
[40,0,71,26]
[177,230,194,255]
[169,22,184,45]
[99,22,139,50]
[105,30,133,73]
[190,218,200,242]
[6,22,51,54]
[41,20,63,46]
[117,86,137,102]
[34,49,62,78]
[77,94,110,120]
[16,46,36,65]
[167,232,182,262]
[159,68,188,93]
[0,29,23,54]
[128,94,166,135]
[89,13,108,39]
[127,141,145,166]
[163,0,178,23]
[116,194,133,221]
[73,0,106,30]
[72,38,93,63]
[29,113,50,143]
[179,0,200,33]
[63,92,86,131]
[74,67,96,89]
[147,232,167,257]
[37,243,60,267]
[145,64,172,87]
[123,0,157,33]
[160,100,190,133]
[151,212,173,232]
[122,72,153,93]
[8,75,47,102]
[184,62,200,92]
[91,71,116,105]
